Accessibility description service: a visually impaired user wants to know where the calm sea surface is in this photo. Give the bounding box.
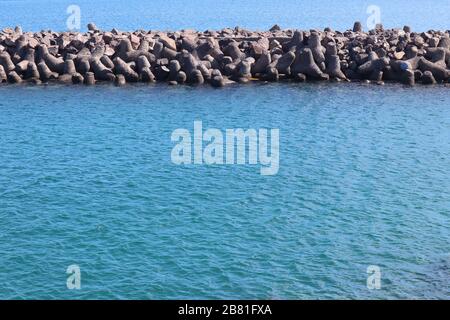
[0,0,450,32]
[0,83,449,299]
[0,1,449,299]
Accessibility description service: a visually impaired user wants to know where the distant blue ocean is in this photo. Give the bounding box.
[1,0,450,32]
[0,1,450,300]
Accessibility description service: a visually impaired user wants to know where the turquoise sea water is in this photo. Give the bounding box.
[0,83,449,299]
[1,0,450,300]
